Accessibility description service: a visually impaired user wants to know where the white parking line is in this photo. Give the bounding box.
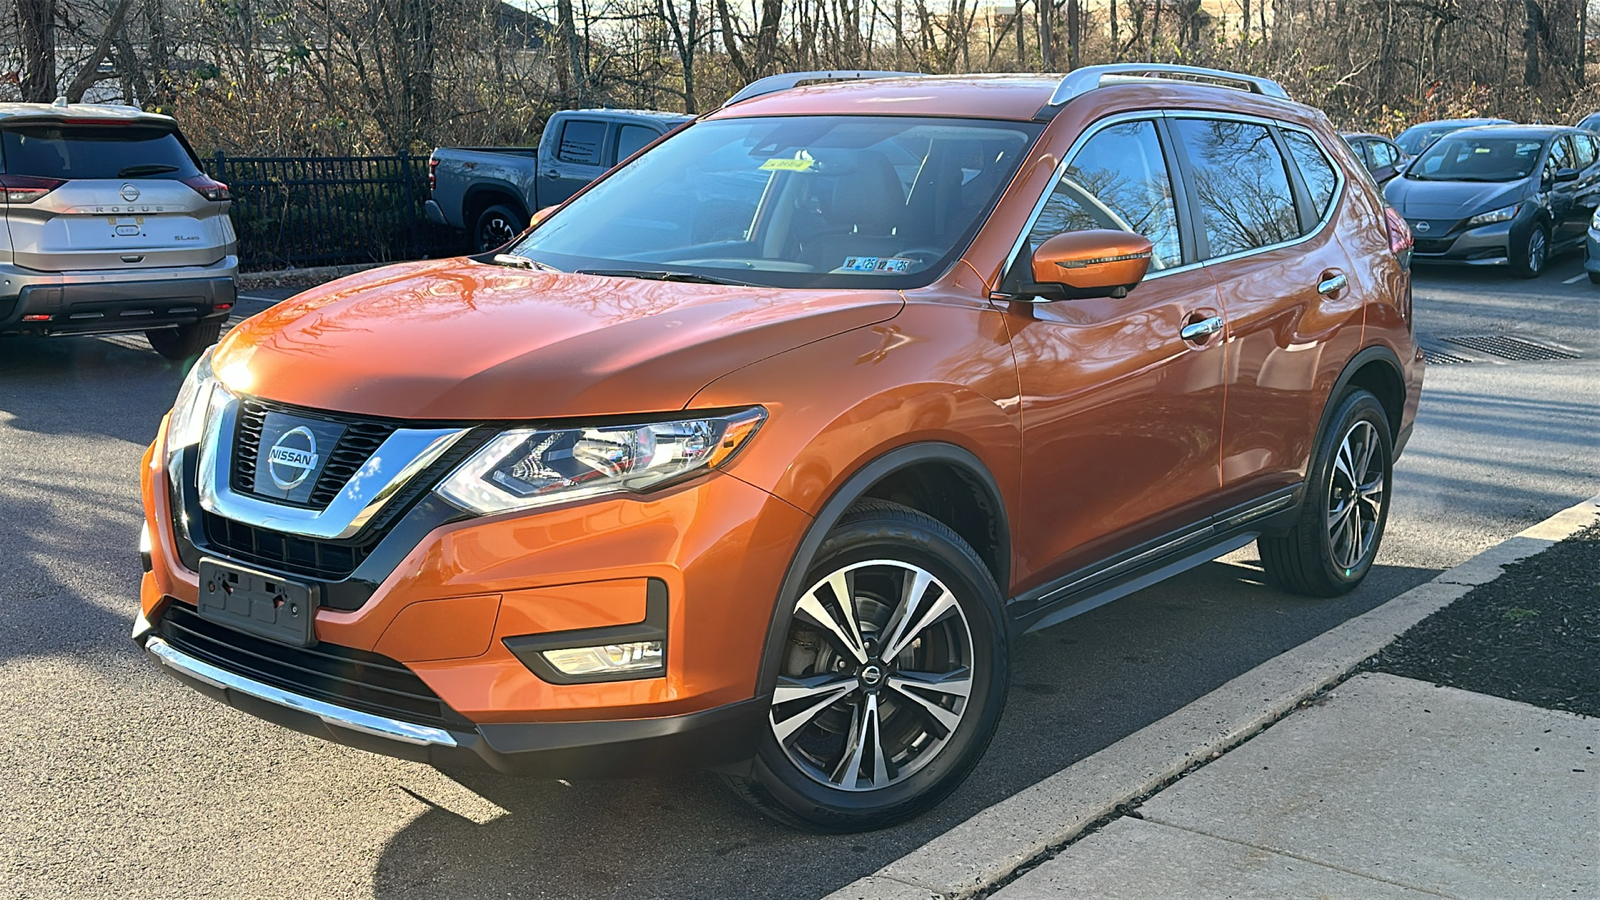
[236,294,283,303]
[1562,273,1587,284]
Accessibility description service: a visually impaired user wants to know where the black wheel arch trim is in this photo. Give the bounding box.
[1315,344,1408,458]
[753,442,1010,697]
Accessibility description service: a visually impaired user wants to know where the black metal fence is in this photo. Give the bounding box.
[203,152,469,272]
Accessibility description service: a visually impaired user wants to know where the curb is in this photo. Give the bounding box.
[823,493,1600,900]
[236,262,390,289]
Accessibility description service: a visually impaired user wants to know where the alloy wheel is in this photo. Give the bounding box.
[1529,228,1547,274]
[769,559,975,792]
[1325,419,1386,572]
[478,215,517,252]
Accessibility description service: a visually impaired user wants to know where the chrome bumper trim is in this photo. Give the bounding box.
[195,397,469,540]
[144,634,460,747]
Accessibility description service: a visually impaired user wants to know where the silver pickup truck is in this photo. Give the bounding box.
[425,108,692,252]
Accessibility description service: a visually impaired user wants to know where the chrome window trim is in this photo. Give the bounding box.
[195,397,469,541]
[1001,109,1348,286]
[144,635,460,747]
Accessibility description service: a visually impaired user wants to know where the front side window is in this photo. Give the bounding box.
[1282,130,1339,221]
[1173,118,1299,258]
[513,115,1040,289]
[1408,136,1544,183]
[1571,133,1598,167]
[616,124,658,162]
[1546,136,1573,175]
[1024,119,1183,270]
[1370,140,1397,168]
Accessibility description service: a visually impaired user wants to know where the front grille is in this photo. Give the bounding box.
[157,602,467,731]
[233,399,399,509]
[1412,237,1454,254]
[202,511,374,580]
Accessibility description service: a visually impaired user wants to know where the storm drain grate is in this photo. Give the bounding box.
[1439,335,1578,361]
[1422,347,1475,365]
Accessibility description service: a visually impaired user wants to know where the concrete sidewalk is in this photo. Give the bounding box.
[826,495,1600,900]
[994,673,1597,899]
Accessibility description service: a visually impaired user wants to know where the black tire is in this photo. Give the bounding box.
[1587,270,1600,285]
[1258,388,1393,597]
[726,499,1009,832]
[145,320,222,361]
[473,203,526,253]
[1511,221,1549,279]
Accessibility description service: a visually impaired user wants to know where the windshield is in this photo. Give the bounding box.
[0,124,201,179]
[1406,135,1544,182]
[510,115,1041,289]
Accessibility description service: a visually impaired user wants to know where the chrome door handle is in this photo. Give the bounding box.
[1317,273,1348,294]
[544,169,560,178]
[1180,316,1224,341]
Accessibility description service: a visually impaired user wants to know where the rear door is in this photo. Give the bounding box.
[542,116,612,206]
[1,120,233,272]
[1169,116,1365,511]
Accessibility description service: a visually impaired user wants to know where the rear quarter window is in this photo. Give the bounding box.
[1282,130,1340,222]
[0,124,201,179]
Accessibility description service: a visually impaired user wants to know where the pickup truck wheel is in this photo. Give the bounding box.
[146,320,222,361]
[474,204,525,253]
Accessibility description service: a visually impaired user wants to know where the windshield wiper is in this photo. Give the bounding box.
[491,253,561,272]
[118,164,180,177]
[576,268,756,287]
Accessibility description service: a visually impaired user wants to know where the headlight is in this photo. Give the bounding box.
[165,347,231,463]
[436,408,766,514]
[1466,204,1519,227]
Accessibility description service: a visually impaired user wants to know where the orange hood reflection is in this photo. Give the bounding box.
[215,259,905,420]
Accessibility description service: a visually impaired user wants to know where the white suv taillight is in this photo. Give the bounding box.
[1383,206,1413,256]
[0,174,65,203]
[182,174,231,202]
[428,155,439,192]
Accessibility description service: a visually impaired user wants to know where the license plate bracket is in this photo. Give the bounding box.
[196,558,319,647]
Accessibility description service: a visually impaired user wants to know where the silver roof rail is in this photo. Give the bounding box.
[1048,64,1289,106]
[724,70,925,107]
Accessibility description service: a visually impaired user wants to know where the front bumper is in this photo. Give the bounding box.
[1406,218,1514,266]
[1585,228,1600,274]
[139,410,807,774]
[134,611,767,776]
[0,256,237,336]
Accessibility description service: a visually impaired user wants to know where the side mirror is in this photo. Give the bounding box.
[529,206,558,228]
[1021,230,1154,301]
[1555,167,1581,183]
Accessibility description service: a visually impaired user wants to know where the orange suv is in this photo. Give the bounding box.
[135,65,1423,830]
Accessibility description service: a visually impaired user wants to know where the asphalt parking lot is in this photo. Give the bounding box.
[1,257,1595,899]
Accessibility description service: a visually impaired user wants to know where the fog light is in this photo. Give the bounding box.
[541,641,664,677]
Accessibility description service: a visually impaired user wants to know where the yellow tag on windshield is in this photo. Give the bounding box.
[761,158,816,172]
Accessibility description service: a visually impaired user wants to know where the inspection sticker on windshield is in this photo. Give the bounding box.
[761,158,816,172]
[841,256,913,274]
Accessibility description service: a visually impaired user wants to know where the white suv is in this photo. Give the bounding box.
[0,101,237,359]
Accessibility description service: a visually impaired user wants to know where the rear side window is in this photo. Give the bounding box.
[1282,130,1339,221]
[1173,118,1299,258]
[0,124,200,179]
[1369,140,1397,168]
[556,120,606,165]
[1025,119,1183,270]
[615,125,658,163]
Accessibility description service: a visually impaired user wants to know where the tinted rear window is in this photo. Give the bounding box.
[0,124,201,179]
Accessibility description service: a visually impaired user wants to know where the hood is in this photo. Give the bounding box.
[1384,176,1526,219]
[213,259,904,420]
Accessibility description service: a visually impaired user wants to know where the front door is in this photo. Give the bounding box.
[1004,118,1227,594]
